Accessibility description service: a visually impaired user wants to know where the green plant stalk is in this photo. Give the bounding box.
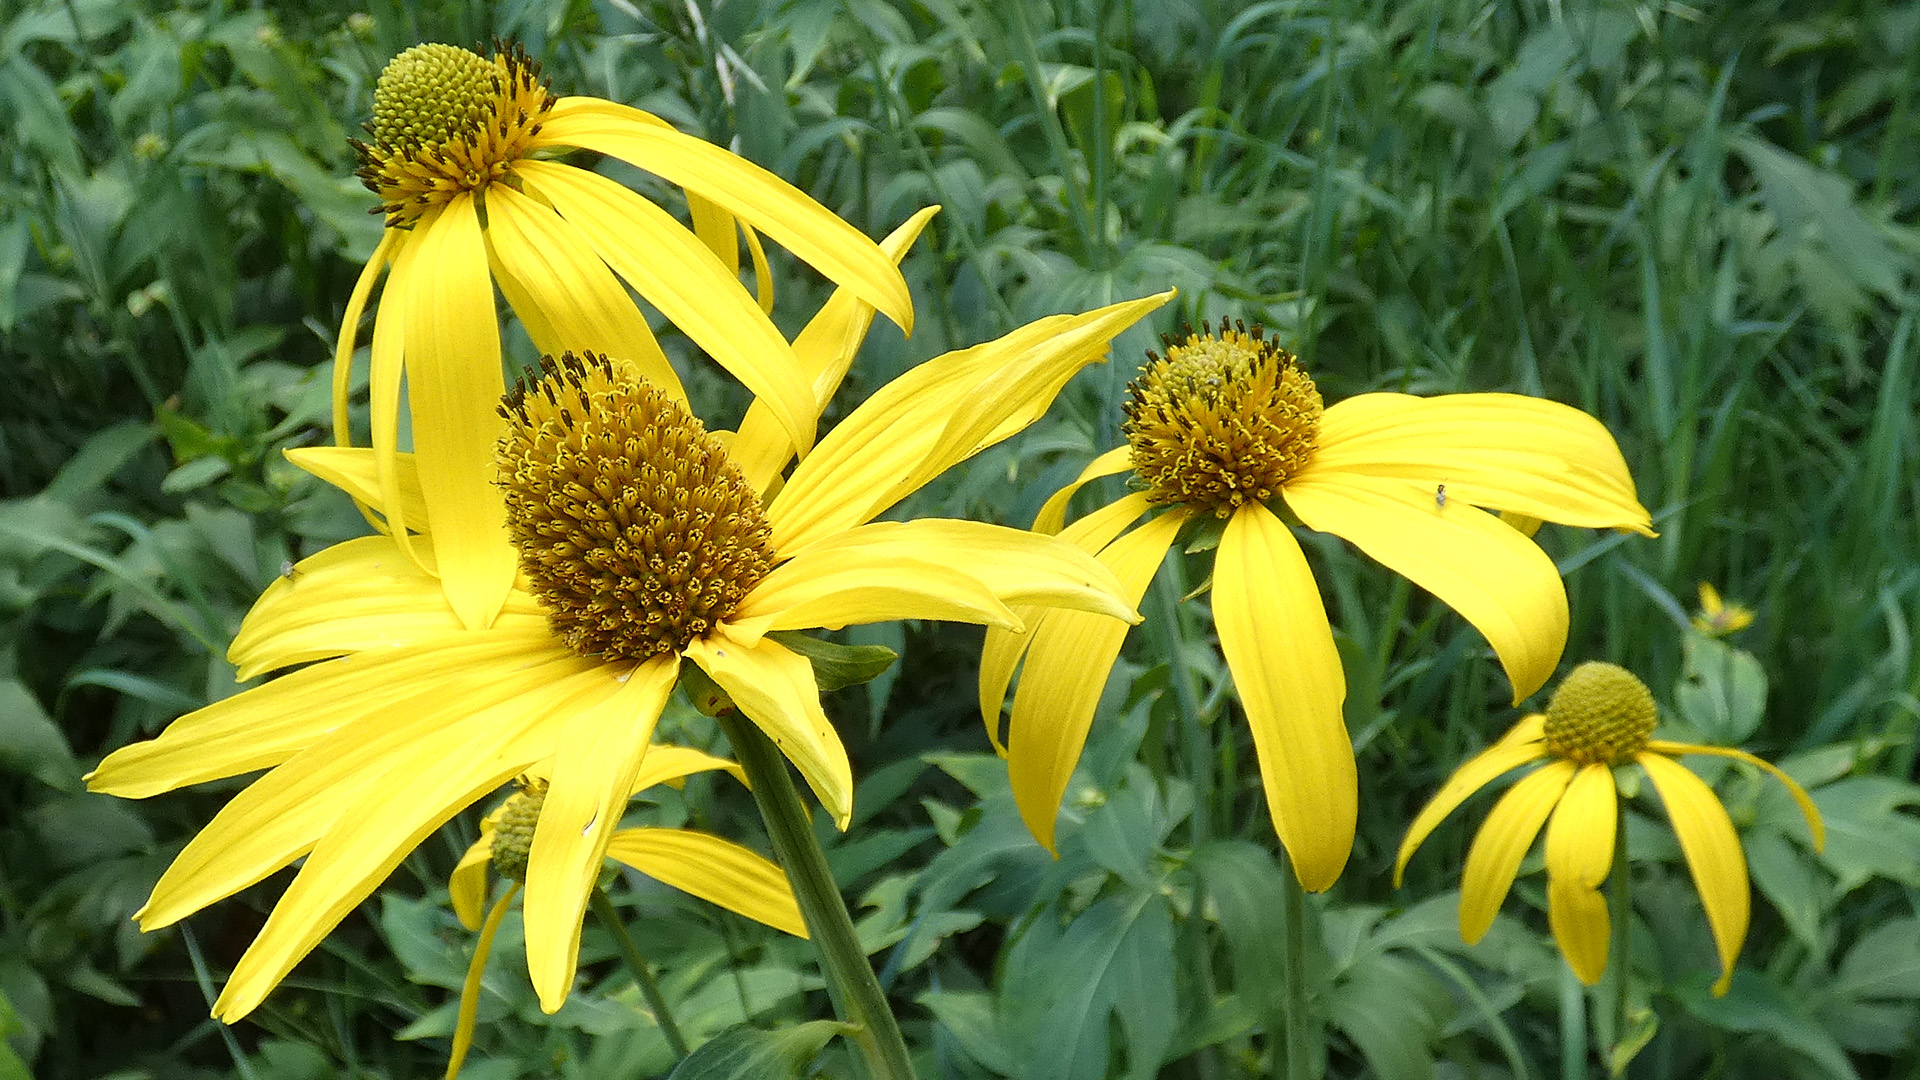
[1608,796,1631,1062]
[716,712,918,1080]
[1004,0,1099,262]
[1559,966,1587,1080]
[589,885,690,1059]
[1279,852,1312,1080]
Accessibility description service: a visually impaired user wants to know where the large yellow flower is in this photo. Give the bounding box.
[444,748,805,1079]
[982,322,1654,890]
[87,277,1172,1021]
[1395,661,1824,993]
[336,42,914,630]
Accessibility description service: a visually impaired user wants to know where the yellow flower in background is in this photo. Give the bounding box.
[982,322,1655,890]
[443,747,805,1079]
[337,42,914,630]
[1692,582,1755,637]
[1395,661,1824,993]
[86,274,1172,1021]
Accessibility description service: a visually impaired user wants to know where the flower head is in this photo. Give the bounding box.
[1692,582,1755,637]
[334,41,917,631]
[87,238,1171,1022]
[983,320,1656,890]
[1395,662,1825,993]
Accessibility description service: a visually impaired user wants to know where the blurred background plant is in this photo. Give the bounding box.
[2,0,1914,1077]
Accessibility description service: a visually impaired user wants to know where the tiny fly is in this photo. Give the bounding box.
[1434,483,1448,509]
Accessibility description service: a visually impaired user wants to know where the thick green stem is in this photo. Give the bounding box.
[1279,852,1312,1080]
[589,885,689,1059]
[1558,966,1588,1080]
[716,712,918,1080]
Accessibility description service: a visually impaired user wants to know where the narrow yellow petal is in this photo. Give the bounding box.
[728,554,1018,643]
[524,654,679,1014]
[482,183,681,396]
[1285,471,1567,701]
[449,825,496,931]
[1213,502,1354,891]
[535,98,914,332]
[1645,741,1825,851]
[517,160,814,456]
[1033,446,1134,535]
[605,827,807,938]
[730,207,938,493]
[1543,764,1617,984]
[448,884,518,1080]
[370,222,415,557]
[332,228,399,451]
[770,292,1173,553]
[1395,725,1550,885]
[682,635,854,829]
[1007,509,1188,852]
[628,745,744,796]
[1307,392,1654,535]
[1637,752,1751,995]
[399,192,516,629]
[1459,759,1577,943]
[285,447,428,532]
[687,193,740,277]
[743,222,774,314]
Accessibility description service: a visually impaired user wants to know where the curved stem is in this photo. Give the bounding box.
[717,712,918,1080]
[590,885,690,1059]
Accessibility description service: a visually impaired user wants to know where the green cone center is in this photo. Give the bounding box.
[370,43,498,151]
[1542,661,1657,764]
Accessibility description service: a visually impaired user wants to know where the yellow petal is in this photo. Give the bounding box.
[524,654,679,1014]
[1543,764,1617,984]
[1394,721,1550,885]
[1646,741,1825,851]
[769,293,1174,553]
[286,447,429,531]
[449,824,496,931]
[482,183,680,396]
[742,221,774,314]
[605,827,807,938]
[448,884,518,1080]
[1213,502,1354,891]
[370,224,416,557]
[1307,393,1654,535]
[681,635,854,829]
[729,554,1016,643]
[1285,471,1567,701]
[534,99,913,333]
[332,228,398,459]
[88,630,573,801]
[1033,446,1134,535]
[398,192,516,629]
[730,208,939,493]
[628,745,745,796]
[1007,509,1189,852]
[1459,759,1577,943]
[687,193,740,277]
[1637,752,1750,995]
[517,160,815,455]
[208,661,625,1021]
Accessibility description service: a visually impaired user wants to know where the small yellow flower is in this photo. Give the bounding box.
[1692,583,1755,637]
[443,748,804,1079]
[1395,661,1825,993]
[336,42,916,630]
[984,322,1655,890]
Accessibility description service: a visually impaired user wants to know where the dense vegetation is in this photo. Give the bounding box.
[2,0,1915,1077]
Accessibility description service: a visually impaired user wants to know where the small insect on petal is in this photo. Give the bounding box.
[1435,483,1448,509]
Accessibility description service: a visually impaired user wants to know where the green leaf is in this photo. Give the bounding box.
[0,679,79,791]
[1006,890,1176,1080]
[1673,633,1768,743]
[1679,971,1861,1080]
[765,630,899,692]
[1833,917,1920,1002]
[1326,953,1451,1080]
[664,1020,853,1080]
[919,989,1017,1074]
[1188,840,1290,1012]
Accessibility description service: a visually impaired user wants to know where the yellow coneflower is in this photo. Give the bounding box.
[1692,582,1756,637]
[1395,661,1824,992]
[443,748,804,1079]
[337,42,914,629]
[86,285,1173,1022]
[982,321,1655,890]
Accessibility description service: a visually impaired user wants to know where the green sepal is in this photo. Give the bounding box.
[767,630,900,692]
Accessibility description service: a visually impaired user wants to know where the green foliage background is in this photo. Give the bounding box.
[1,0,1915,1077]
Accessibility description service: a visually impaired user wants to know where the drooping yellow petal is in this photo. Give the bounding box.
[398,191,516,629]
[332,228,399,454]
[682,635,854,830]
[742,221,774,314]
[524,654,679,1014]
[1645,741,1824,850]
[1007,509,1189,852]
[482,183,680,395]
[286,447,428,532]
[1213,501,1355,892]
[1033,447,1133,535]
[370,218,415,557]
[89,630,573,801]
[447,883,518,1080]
[1459,759,1577,943]
[687,193,740,278]
[1637,752,1751,995]
[517,160,814,456]
[209,662,627,1022]
[1285,471,1567,701]
[628,745,745,796]
[769,293,1173,554]
[728,554,1019,644]
[533,99,913,333]
[730,207,938,493]
[1394,722,1550,885]
[1543,764,1618,985]
[1306,393,1654,535]
[605,827,808,938]
[449,820,497,931]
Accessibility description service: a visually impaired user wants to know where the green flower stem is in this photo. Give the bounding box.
[716,712,918,1080]
[589,885,690,1059]
[1558,967,1587,1080]
[1279,851,1312,1080]
[1607,795,1632,1062]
